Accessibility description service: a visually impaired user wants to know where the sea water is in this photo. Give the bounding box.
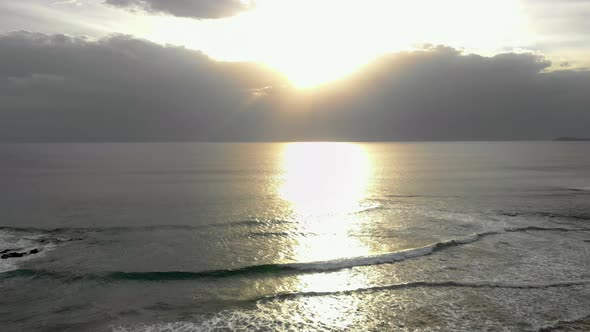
[0,142,589,331]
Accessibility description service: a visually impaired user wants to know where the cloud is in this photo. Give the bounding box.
[0,31,286,141]
[104,0,254,19]
[299,45,590,141]
[0,32,589,142]
[522,0,590,54]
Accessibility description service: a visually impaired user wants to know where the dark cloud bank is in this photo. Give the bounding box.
[0,31,589,142]
[104,0,254,19]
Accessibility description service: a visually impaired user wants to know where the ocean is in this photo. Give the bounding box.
[0,142,589,331]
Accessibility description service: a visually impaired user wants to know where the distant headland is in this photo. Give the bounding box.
[553,137,590,141]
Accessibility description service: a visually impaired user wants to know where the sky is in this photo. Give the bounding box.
[0,0,589,141]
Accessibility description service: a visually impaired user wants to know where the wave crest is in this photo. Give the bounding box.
[4,225,586,280]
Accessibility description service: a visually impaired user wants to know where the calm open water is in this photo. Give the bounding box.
[0,142,589,331]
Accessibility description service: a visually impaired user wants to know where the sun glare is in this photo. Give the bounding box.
[144,0,530,88]
[279,142,371,215]
[278,142,374,262]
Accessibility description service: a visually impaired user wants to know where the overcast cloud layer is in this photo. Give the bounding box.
[104,0,254,19]
[0,32,589,141]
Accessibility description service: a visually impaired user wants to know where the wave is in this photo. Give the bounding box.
[1,264,300,282]
[0,219,291,273]
[247,231,316,238]
[3,225,586,281]
[568,187,590,192]
[0,219,293,234]
[350,203,386,214]
[232,219,293,227]
[257,279,590,303]
[385,194,461,199]
[537,313,590,332]
[0,228,87,245]
[0,225,201,234]
[497,210,590,222]
[0,267,290,283]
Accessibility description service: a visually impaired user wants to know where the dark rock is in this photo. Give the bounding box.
[1,252,26,259]
[1,248,40,259]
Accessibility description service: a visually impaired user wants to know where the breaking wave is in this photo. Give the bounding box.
[257,279,590,302]
[3,225,587,281]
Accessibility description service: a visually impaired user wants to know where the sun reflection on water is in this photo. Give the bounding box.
[279,142,372,216]
[278,142,374,263]
[275,143,379,328]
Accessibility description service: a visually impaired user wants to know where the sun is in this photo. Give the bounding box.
[212,0,401,88]
[145,0,530,88]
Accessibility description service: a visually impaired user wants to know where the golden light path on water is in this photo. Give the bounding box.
[277,142,375,328]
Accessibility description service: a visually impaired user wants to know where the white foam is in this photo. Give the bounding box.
[112,322,204,332]
[270,224,586,274]
[280,231,491,273]
[111,309,303,332]
[350,201,384,214]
